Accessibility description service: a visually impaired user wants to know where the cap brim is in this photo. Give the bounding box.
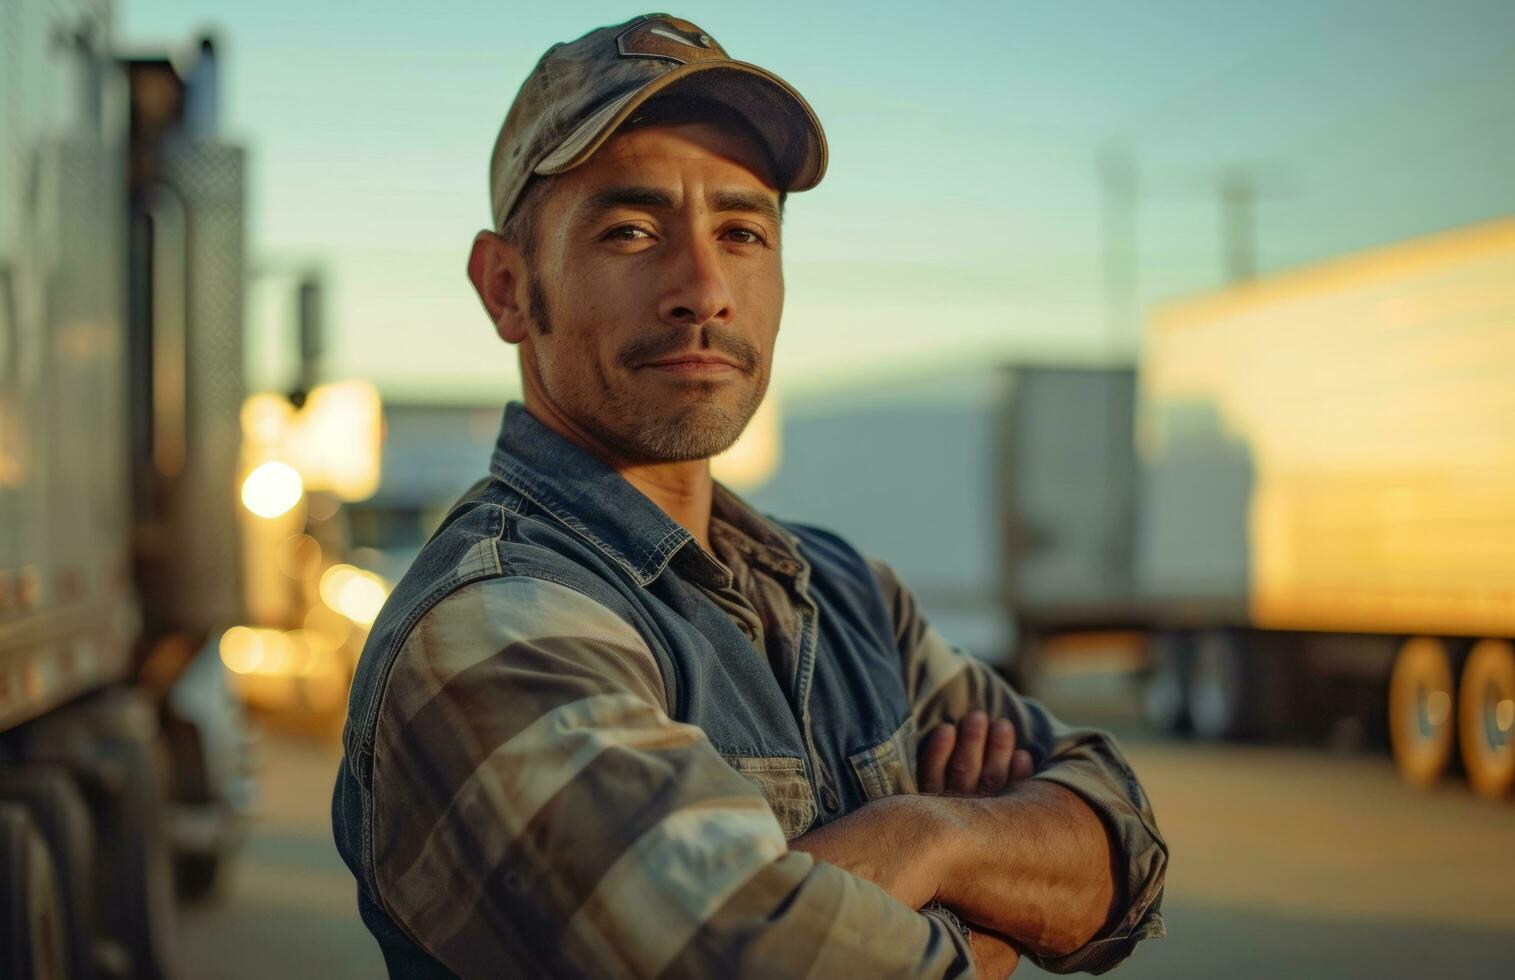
[534,60,827,192]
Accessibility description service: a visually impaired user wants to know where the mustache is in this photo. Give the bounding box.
[617,327,761,373]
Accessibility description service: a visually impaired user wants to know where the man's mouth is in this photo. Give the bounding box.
[638,354,742,377]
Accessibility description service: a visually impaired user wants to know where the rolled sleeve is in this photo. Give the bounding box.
[869,557,1169,974]
[1028,740,1168,974]
[368,574,975,978]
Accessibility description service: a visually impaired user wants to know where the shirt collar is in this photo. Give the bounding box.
[710,483,805,578]
[488,402,695,586]
[487,402,807,590]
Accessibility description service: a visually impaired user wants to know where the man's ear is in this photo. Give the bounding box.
[467,230,531,345]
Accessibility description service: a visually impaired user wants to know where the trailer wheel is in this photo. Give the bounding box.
[96,729,180,980]
[0,768,95,980]
[52,691,181,980]
[1388,637,1456,788]
[1458,639,1515,800]
[0,802,68,980]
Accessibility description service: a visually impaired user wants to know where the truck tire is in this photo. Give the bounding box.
[1388,637,1456,788]
[91,716,180,980]
[0,767,96,980]
[16,690,180,979]
[1457,639,1515,800]
[0,802,68,980]
[1143,631,1192,735]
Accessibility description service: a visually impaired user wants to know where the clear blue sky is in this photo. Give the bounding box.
[120,1,1515,404]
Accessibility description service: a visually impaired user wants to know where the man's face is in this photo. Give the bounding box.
[517,120,784,464]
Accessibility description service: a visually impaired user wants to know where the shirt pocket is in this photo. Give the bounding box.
[721,755,818,839]
[848,716,919,801]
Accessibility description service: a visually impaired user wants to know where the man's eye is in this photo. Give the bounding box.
[726,228,767,245]
[605,226,652,242]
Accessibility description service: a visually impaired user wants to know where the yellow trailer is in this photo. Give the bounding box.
[1137,217,1515,798]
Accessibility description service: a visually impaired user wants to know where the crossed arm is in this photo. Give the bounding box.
[368,572,1166,977]
[792,711,1121,977]
[838,558,1168,976]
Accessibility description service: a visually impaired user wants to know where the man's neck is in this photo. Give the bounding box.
[520,394,716,552]
[617,461,716,554]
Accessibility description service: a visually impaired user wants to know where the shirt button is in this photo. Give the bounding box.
[820,785,840,813]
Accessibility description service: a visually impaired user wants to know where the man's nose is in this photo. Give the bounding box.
[658,233,735,329]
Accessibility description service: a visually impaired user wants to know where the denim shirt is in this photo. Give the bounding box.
[332,402,1167,978]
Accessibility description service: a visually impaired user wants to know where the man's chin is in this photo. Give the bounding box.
[619,403,751,463]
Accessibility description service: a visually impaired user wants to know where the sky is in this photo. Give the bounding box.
[117,1,1515,405]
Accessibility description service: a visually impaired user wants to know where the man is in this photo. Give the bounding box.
[333,13,1166,978]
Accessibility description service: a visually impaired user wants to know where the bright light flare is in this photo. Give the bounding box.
[294,381,383,501]
[219,626,265,674]
[320,563,389,625]
[337,574,387,625]
[241,460,304,518]
[319,564,359,609]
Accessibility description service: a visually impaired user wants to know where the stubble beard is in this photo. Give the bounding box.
[619,377,765,462]
[527,273,767,464]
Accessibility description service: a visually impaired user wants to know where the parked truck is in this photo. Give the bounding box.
[1,4,254,975]
[1136,216,1515,798]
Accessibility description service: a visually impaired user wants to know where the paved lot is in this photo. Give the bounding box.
[177,680,1515,980]
[174,714,385,979]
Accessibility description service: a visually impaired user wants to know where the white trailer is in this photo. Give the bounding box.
[745,364,1139,682]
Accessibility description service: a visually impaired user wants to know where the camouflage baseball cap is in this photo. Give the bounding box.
[489,12,828,231]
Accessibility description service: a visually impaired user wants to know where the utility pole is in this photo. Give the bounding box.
[250,260,327,406]
[294,271,324,405]
[1138,161,1292,290]
[1219,169,1258,284]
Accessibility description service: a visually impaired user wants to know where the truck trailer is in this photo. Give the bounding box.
[1137,216,1515,799]
[2,3,254,975]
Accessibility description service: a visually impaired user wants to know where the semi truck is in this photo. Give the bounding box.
[2,3,255,975]
[749,218,1515,802]
[1136,216,1515,799]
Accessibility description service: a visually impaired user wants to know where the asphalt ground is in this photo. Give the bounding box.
[176,671,1515,979]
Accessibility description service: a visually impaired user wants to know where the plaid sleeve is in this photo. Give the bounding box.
[868,557,1169,976]
[368,574,975,978]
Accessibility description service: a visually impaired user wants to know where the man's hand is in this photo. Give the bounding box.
[969,927,1022,979]
[918,710,1034,796]
[794,711,1118,961]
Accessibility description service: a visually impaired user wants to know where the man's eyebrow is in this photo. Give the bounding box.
[581,185,677,219]
[578,185,783,225]
[710,189,782,226]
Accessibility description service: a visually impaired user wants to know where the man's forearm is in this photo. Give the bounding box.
[790,779,1118,958]
[933,779,1119,956]
[787,794,948,911]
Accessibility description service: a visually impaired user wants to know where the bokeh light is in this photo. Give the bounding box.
[241,460,305,519]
